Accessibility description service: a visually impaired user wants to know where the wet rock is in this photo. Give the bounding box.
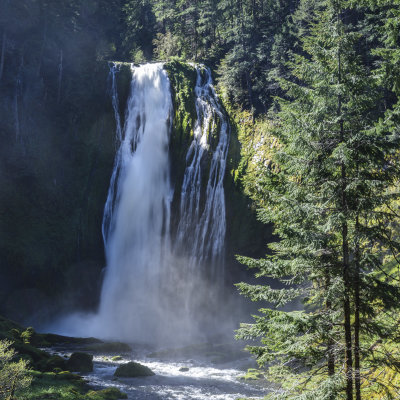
[66,352,93,372]
[45,355,67,371]
[114,361,155,378]
[179,367,189,372]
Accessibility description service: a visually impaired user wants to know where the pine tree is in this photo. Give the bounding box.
[237,0,400,398]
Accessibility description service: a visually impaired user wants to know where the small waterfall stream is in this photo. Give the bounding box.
[175,66,229,281]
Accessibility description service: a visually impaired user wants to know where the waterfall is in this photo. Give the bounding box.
[109,63,123,143]
[97,63,230,342]
[96,63,173,341]
[175,66,229,281]
[52,63,230,343]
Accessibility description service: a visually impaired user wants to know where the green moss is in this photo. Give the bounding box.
[44,355,68,372]
[66,352,93,373]
[0,315,24,339]
[38,333,102,347]
[86,387,128,400]
[217,93,273,265]
[114,361,155,378]
[164,60,197,183]
[21,370,129,400]
[20,370,86,400]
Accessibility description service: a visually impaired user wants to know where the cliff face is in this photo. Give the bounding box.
[0,39,117,322]
[0,57,268,325]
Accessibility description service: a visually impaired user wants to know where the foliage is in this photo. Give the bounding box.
[153,32,182,61]
[0,340,32,400]
[237,0,400,399]
[114,361,155,377]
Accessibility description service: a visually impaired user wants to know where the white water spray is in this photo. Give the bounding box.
[175,66,229,281]
[97,63,173,341]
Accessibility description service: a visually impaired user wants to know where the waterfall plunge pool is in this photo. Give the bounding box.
[48,342,268,400]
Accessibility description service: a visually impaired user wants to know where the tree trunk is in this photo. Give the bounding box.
[337,5,353,398]
[342,225,354,400]
[326,272,335,378]
[354,217,361,400]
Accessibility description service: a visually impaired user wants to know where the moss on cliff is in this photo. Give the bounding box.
[164,60,197,185]
[219,93,273,285]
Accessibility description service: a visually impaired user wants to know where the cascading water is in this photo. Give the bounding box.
[52,63,231,344]
[97,63,173,341]
[175,66,229,281]
[98,63,230,342]
[102,63,123,245]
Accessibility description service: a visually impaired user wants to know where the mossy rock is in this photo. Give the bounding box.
[83,342,131,354]
[27,370,86,400]
[66,352,93,372]
[111,355,123,361]
[13,341,50,366]
[39,333,102,347]
[45,355,67,372]
[86,387,128,400]
[164,60,197,189]
[55,371,83,381]
[114,361,155,378]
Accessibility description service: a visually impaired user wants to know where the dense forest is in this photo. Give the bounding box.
[1,0,400,399]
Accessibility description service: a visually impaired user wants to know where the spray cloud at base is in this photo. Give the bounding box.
[49,62,247,345]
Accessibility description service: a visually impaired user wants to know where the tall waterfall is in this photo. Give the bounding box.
[97,63,173,341]
[52,63,230,343]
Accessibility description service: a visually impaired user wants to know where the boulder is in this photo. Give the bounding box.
[114,361,155,378]
[45,355,67,371]
[66,352,93,372]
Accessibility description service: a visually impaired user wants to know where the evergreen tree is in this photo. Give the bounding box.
[237,0,400,398]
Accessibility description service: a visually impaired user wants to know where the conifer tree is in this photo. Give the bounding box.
[237,0,400,398]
